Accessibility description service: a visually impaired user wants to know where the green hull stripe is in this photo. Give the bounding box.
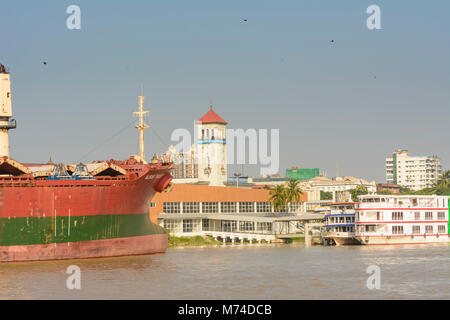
[0,214,166,246]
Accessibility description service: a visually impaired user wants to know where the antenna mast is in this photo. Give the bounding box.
[133,93,149,163]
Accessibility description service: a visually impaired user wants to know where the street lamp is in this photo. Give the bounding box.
[234,173,242,188]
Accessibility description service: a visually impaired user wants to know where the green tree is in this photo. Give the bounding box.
[285,180,303,212]
[348,185,368,202]
[377,189,393,195]
[431,170,450,195]
[268,184,288,212]
[320,191,333,200]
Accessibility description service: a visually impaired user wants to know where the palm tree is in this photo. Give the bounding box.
[268,184,287,212]
[431,170,450,194]
[285,179,303,212]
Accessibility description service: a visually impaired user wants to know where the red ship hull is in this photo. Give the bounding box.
[0,161,173,262]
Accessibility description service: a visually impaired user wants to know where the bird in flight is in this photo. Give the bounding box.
[42,61,47,65]
[243,19,247,22]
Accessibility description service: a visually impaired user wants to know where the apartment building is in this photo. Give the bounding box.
[385,150,441,191]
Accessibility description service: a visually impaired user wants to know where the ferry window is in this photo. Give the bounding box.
[425,212,433,220]
[414,212,420,220]
[392,212,403,221]
[365,225,376,232]
[425,225,433,234]
[221,202,237,213]
[202,202,219,213]
[438,225,446,234]
[392,226,404,234]
[438,212,445,220]
[412,226,421,234]
[183,202,200,214]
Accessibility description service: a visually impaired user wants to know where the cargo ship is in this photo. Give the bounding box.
[0,64,173,262]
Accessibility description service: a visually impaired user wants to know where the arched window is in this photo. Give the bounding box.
[211,129,215,140]
[202,129,205,140]
[206,129,209,139]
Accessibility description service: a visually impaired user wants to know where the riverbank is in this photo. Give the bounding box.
[168,235,323,247]
[168,235,222,247]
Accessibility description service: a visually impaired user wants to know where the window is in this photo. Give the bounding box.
[221,202,237,213]
[202,202,218,213]
[365,225,376,232]
[414,212,420,221]
[289,202,303,212]
[202,219,210,231]
[392,226,404,234]
[239,202,254,213]
[438,211,445,220]
[257,222,272,232]
[392,212,403,221]
[425,212,433,220]
[163,202,181,213]
[163,220,178,232]
[256,202,272,213]
[438,225,446,234]
[183,202,200,213]
[149,202,156,208]
[425,225,433,234]
[183,219,193,233]
[239,221,254,232]
[221,220,236,232]
[412,226,421,234]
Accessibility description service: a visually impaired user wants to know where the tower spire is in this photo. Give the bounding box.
[133,92,149,163]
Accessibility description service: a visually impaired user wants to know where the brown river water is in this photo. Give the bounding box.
[0,243,448,299]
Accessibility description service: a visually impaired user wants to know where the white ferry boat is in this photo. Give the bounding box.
[322,202,359,246]
[355,195,450,245]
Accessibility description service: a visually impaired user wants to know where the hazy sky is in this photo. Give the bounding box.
[1,0,449,182]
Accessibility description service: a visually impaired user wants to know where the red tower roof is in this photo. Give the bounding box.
[198,107,227,125]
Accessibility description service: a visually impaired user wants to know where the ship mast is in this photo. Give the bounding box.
[133,93,149,163]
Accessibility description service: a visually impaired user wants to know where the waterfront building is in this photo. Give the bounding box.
[322,202,359,246]
[385,149,441,191]
[286,167,320,181]
[150,184,326,241]
[355,194,450,245]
